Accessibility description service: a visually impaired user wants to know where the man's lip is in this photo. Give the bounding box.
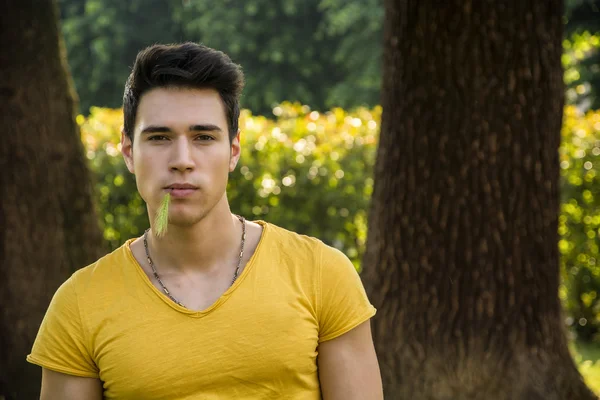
[166,187,197,198]
[165,184,198,189]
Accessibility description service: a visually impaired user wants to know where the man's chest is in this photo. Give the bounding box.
[91,288,320,399]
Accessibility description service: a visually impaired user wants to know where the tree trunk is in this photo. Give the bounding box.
[0,1,105,398]
[363,1,597,399]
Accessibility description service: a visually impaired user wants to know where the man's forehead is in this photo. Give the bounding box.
[135,87,227,131]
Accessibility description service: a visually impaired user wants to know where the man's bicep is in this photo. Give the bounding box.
[317,319,383,400]
[41,368,103,400]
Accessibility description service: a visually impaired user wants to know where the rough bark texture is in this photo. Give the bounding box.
[363,1,598,399]
[0,1,105,398]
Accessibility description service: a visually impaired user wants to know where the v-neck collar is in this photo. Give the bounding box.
[124,220,269,317]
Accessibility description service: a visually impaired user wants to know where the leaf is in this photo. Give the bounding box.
[154,193,171,237]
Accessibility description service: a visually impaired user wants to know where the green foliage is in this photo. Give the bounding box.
[566,0,600,36]
[563,32,600,108]
[59,0,599,113]
[179,0,344,114]
[82,103,600,339]
[317,0,383,108]
[58,0,600,114]
[58,0,183,113]
[564,0,600,109]
[570,339,600,394]
[58,0,382,115]
[79,108,148,250]
[559,106,600,341]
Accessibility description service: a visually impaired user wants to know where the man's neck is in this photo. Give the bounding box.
[145,203,241,275]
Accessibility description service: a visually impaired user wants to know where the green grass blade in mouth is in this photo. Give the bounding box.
[154,193,171,237]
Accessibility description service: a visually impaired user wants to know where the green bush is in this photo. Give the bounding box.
[559,106,600,341]
[80,103,600,340]
[80,109,148,250]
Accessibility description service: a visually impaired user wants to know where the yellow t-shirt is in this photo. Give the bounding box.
[27,221,376,399]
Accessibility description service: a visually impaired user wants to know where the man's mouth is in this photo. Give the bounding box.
[165,184,198,197]
[166,183,198,190]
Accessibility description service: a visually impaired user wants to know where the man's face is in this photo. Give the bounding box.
[121,87,240,228]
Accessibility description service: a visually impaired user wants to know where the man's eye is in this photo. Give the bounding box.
[197,135,215,141]
[148,135,167,141]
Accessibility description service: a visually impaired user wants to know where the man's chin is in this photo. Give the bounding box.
[167,213,205,228]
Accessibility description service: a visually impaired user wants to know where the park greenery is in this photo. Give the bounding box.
[59,0,600,392]
[58,0,382,115]
[571,339,600,394]
[560,105,600,342]
[58,0,599,115]
[565,0,600,109]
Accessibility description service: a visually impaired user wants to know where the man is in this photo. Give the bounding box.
[27,42,383,399]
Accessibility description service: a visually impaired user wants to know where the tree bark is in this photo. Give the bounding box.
[0,1,105,398]
[363,1,598,399]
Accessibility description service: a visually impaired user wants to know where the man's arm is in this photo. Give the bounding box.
[317,320,383,400]
[40,368,103,400]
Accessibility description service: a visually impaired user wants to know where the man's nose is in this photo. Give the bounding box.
[169,137,195,172]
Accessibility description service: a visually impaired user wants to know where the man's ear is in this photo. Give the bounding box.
[121,131,135,174]
[229,130,241,172]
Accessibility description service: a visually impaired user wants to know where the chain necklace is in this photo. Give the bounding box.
[143,215,246,308]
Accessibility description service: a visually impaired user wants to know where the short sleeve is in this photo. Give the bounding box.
[26,275,99,378]
[317,244,376,343]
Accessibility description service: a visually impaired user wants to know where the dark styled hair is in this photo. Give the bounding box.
[122,42,245,141]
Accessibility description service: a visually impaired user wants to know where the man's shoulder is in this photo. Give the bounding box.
[260,221,340,264]
[68,239,135,291]
[262,221,325,249]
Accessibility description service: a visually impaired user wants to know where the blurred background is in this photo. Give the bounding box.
[16,0,600,394]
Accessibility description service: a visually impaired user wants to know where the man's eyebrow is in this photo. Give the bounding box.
[189,124,222,132]
[140,124,223,135]
[140,126,171,134]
